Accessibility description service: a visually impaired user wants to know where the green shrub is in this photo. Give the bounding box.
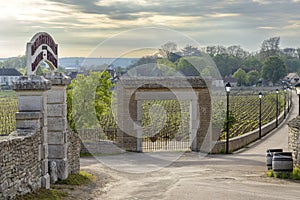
[57,170,95,185]
[267,168,300,180]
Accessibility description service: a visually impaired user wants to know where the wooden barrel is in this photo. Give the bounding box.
[266,149,282,170]
[272,152,293,172]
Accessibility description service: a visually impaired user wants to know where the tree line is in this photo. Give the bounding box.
[128,37,300,86]
[2,36,300,86]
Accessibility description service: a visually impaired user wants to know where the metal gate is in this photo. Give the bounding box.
[141,100,191,152]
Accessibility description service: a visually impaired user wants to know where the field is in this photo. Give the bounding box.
[0,91,17,135]
[0,90,287,141]
[217,91,285,139]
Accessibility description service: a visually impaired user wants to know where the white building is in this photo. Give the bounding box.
[0,68,22,87]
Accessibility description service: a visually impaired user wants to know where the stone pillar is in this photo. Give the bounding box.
[136,100,142,152]
[13,75,51,189]
[116,85,138,151]
[190,99,199,151]
[197,88,211,152]
[45,72,71,180]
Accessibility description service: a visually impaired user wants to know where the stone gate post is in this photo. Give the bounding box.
[45,72,71,180]
[13,75,51,189]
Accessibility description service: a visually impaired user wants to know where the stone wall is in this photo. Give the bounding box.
[0,73,80,199]
[288,116,300,168]
[0,129,41,199]
[212,108,286,153]
[67,130,81,174]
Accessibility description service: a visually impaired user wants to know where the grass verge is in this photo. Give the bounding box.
[80,152,93,157]
[57,170,95,185]
[16,170,95,200]
[267,168,300,180]
[16,189,68,200]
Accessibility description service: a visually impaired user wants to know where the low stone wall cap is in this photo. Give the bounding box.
[44,72,71,85]
[13,75,51,91]
[119,76,207,89]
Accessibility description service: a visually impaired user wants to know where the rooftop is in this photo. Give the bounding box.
[0,68,22,76]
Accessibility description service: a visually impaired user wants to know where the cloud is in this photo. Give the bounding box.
[1,0,300,57]
[206,13,241,18]
[258,26,279,30]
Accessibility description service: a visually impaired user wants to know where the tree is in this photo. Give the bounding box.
[227,45,249,58]
[167,52,181,63]
[283,57,300,73]
[201,66,220,78]
[233,68,247,86]
[261,56,286,85]
[282,48,298,58]
[206,45,228,56]
[213,54,230,76]
[297,48,300,60]
[246,70,260,86]
[206,46,217,56]
[159,42,178,58]
[260,37,280,60]
[184,56,213,74]
[95,71,114,120]
[128,55,157,70]
[212,54,242,77]
[2,55,26,68]
[157,58,177,75]
[67,70,114,131]
[181,45,202,57]
[17,67,27,75]
[176,57,200,76]
[242,56,262,72]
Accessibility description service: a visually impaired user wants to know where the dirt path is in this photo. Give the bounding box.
[79,152,300,200]
[75,93,300,199]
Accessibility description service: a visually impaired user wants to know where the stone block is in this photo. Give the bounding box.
[38,144,42,161]
[18,96,43,111]
[48,131,67,145]
[41,159,49,175]
[47,104,65,117]
[16,119,40,129]
[15,112,41,120]
[44,72,71,86]
[49,161,58,184]
[41,113,47,127]
[47,117,67,131]
[41,127,48,144]
[50,158,69,180]
[48,144,68,159]
[41,144,48,160]
[41,174,50,189]
[190,120,200,129]
[13,75,51,91]
[47,88,66,104]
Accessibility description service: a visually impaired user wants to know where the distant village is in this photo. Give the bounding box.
[1,37,300,90]
[0,56,299,90]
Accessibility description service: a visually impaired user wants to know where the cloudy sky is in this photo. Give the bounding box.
[1,0,300,58]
